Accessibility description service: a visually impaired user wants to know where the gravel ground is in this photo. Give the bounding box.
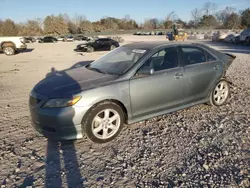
[0,36,249,188]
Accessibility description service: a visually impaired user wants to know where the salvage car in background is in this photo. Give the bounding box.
[63,36,74,42]
[57,36,65,41]
[212,31,228,42]
[29,41,236,143]
[38,36,58,43]
[74,35,90,41]
[224,33,240,43]
[24,37,36,43]
[239,28,250,45]
[75,38,119,52]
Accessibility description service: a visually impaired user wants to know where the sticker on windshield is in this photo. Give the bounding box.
[132,49,146,53]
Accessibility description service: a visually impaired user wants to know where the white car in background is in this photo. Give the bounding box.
[63,36,74,42]
[57,36,65,41]
[239,28,250,45]
[224,33,240,43]
[212,31,228,42]
[0,37,27,55]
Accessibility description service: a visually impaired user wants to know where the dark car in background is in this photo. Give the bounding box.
[38,36,58,43]
[74,35,90,41]
[75,38,119,52]
[24,37,36,43]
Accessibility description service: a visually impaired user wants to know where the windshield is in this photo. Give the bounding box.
[86,46,147,75]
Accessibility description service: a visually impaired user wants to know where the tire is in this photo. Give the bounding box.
[246,38,250,46]
[244,38,249,46]
[3,46,15,56]
[82,101,125,143]
[209,79,230,106]
[87,46,94,53]
[110,45,116,51]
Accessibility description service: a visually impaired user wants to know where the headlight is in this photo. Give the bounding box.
[42,96,81,108]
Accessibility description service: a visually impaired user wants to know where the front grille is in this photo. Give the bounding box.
[29,96,41,106]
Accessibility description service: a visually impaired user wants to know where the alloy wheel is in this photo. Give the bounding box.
[213,80,229,105]
[91,109,121,139]
[4,47,15,55]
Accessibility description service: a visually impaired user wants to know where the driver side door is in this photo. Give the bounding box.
[129,47,184,118]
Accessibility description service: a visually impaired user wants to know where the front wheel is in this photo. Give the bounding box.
[110,45,116,51]
[87,46,94,53]
[3,46,15,55]
[82,101,125,143]
[209,79,230,106]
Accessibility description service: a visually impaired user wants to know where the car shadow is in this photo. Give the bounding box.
[200,41,250,54]
[43,66,86,187]
[17,48,34,54]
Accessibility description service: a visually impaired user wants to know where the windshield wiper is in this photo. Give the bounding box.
[87,67,107,74]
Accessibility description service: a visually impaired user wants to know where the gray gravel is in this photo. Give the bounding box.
[0,41,249,187]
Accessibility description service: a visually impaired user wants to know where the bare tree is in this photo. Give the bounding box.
[191,8,202,27]
[203,2,217,15]
[216,6,235,25]
[166,11,177,21]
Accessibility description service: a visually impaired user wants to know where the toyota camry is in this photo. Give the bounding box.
[29,41,236,143]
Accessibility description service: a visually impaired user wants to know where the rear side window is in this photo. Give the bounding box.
[181,47,206,65]
[205,51,217,61]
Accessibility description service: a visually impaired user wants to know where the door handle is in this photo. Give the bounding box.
[213,65,219,70]
[174,73,183,79]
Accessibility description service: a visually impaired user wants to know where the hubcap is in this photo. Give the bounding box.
[213,81,229,105]
[91,109,120,139]
[4,47,14,55]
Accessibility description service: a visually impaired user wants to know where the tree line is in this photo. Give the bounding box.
[0,2,250,36]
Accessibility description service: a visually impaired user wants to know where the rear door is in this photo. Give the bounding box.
[180,45,223,104]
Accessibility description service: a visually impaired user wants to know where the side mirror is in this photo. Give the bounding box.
[137,66,154,76]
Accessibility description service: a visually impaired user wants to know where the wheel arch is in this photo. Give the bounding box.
[82,99,129,124]
[1,41,17,49]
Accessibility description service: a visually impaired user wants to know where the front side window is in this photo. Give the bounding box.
[86,47,147,75]
[181,47,206,65]
[140,47,179,72]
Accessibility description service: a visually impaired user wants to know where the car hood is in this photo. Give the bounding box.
[34,67,117,98]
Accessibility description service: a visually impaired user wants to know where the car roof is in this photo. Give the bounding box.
[122,41,195,50]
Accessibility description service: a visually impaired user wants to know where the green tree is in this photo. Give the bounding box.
[224,13,241,29]
[241,8,250,28]
[200,15,218,28]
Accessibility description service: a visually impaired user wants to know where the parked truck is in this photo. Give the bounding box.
[0,37,27,55]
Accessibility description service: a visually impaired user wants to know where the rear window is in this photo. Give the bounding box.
[205,51,217,61]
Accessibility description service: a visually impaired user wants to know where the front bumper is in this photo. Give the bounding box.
[17,44,27,50]
[29,91,91,140]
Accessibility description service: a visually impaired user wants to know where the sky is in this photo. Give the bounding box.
[0,0,249,23]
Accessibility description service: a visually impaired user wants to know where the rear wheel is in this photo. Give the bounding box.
[244,37,249,46]
[82,101,125,143]
[3,46,15,55]
[209,79,230,106]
